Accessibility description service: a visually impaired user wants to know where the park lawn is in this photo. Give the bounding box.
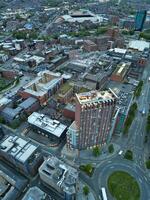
[108,171,140,200]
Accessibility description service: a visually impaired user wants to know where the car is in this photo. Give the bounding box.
[118,150,123,155]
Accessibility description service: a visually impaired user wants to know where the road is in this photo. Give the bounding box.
[97,157,150,200]
[79,62,150,200]
[126,62,150,168]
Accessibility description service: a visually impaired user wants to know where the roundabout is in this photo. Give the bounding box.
[107,171,140,200]
[95,156,150,200]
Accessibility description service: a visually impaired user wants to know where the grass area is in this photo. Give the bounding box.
[79,87,89,93]
[60,83,73,95]
[108,171,140,200]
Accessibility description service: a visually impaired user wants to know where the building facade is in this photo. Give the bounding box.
[67,89,117,150]
[0,135,43,176]
[28,112,67,146]
[18,71,63,105]
[39,156,78,200]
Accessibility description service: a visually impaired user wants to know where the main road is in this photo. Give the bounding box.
[79,62,150,200]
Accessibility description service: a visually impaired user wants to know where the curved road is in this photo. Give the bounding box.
[79,61,150,200]
[97,156,150,200]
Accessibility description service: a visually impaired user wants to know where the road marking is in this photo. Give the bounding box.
[139,178,142,184]
[144,177,148,182]
[110,166,114,169]
[108,161,112,163]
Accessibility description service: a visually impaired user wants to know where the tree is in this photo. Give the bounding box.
[108,144,114,153]
[84,164,93,173]
[144,135,148,143]
[83,185,89,196]
[146,115,150,133]
[95,81,100,90]
[123,102,138,134]
[124,150,133,161]
[0,116,5,124]
[145,160,150,169]
[80,163,94,176]
[92,146,101,157]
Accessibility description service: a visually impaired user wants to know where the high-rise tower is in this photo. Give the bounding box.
[67,89,117,150]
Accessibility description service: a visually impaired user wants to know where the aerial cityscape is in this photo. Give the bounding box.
[0,0,150,200]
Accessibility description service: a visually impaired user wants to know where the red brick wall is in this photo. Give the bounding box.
[63,109,75,120]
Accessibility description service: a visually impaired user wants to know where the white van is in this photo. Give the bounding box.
[118,150,123,155]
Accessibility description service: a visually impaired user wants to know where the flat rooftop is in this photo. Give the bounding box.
[128,40,150,52]
[22,187,46,200]
[0,97,11,107]
[22,71,63,97]
[0,175,10,197]
[76,89,117,104]
[39,156,78,195]
[113,62,131,76]
[0,135,37,163]
[28,112,67,138]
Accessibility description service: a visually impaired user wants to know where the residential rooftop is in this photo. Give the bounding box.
[76,89,117,104]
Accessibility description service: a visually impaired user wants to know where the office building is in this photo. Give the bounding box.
[0,135,43,175]
[1,97,40,123]
[110,62,131,82]
[83,40,98,52]
[22,187,47,200]
[67,89,117,150]
[28,112,67,146]
[0,169,27,200]
[18,71,63,105]
[135,10,147,31]
[39,156,78,200]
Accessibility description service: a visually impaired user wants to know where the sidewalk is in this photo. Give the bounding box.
[62,143,121,165]
[76,181,96,200]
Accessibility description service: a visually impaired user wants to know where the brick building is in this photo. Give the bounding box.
[67,89,117,150]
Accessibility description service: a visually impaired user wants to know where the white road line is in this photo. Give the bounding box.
[139,178,142,184]
[110,166,114,169]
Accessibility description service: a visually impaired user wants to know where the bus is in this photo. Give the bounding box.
[101,187,108,200]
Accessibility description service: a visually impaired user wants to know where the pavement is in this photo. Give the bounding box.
[76,181,96,200]
[73,61,150,200]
